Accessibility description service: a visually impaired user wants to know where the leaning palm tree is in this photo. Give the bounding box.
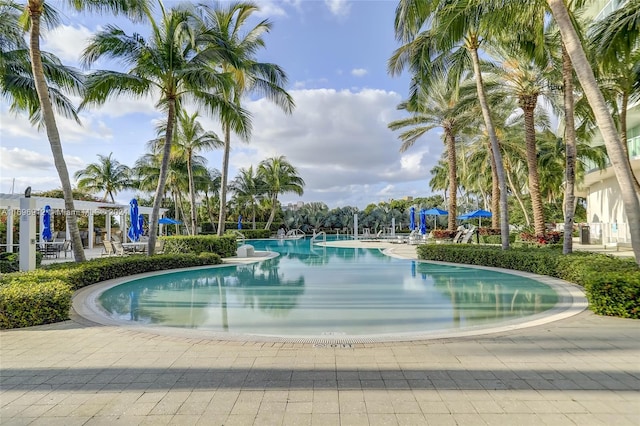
[17,0,144,261]
[173,109,222,235]
[546,0,640,264]
[74,153,131,203]
[195,2,295,236]
[81,3,248,254]
[258,156,305,230]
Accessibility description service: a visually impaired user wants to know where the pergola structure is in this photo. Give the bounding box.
[0,193,168,252]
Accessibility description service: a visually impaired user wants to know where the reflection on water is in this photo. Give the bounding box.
[99,238,558,335]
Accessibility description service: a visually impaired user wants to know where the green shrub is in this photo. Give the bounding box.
[229,229,272,239]
[0,252,43,272]
[478,234,517,244]
[416,244,640,319]
[40,253,222,290]
[161,235,237,257]
[0,278,72,329]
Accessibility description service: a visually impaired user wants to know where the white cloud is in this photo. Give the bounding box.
[0,147,83,171]
[324,0,351,17]
[42,24,93,63]
[351,68,368,77]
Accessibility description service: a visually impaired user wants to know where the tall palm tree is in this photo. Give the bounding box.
[195,2,294,236]
[547,0,640,264]
[82,3,247,254]
[19,0,144,261]
[258,156,305,230]
[391,0,511,248]
[229,166,265,230]
[173,109,222,235]
[74,153,131,203]
[388,78,464,231]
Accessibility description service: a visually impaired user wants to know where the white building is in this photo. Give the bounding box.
[578,0,639,244]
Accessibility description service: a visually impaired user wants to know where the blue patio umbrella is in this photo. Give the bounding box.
[423,207,448,229]
[237,215,242,230]
[138,215,145,236]
[409,206,416,231]
[460,209,492,226]
[419,209,427,235]
[127,199,141,242]
[159,217,182,225]
[42,205,52,241]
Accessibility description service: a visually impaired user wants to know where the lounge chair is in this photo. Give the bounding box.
[459,226,477,244]
[60,240,71,258]
[102,240,115,256]
[154,239,165,254]
[111,241,129,256]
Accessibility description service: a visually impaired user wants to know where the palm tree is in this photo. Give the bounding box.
[388,78,464,231]
[81,3,247,254]
[258,156,305,230]
[74,153,131,203]
[390,0,511,248]
[194,2,294,236]
[173,109,222,235]
[229,166,265,230]
[547,0,640,264]
[18,0,144,261]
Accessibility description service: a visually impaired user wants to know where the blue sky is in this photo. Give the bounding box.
[0,0,444,209]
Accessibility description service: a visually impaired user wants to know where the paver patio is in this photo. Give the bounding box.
[2,243,639,425]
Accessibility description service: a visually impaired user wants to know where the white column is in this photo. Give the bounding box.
[88,211,94,248]
[65,216,71,240]
[19,198,36,271]
[391,218,396,236]
[353,214,358,239]
[6,208,13,252]
[120,213,126,242]
[106,212,112,242]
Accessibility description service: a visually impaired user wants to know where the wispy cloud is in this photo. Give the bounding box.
[351,68,368,77]
[324,0,351,17]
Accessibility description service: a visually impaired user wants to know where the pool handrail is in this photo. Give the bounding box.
[310,231,326,245]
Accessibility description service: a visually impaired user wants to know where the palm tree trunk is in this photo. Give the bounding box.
[470,45,509,248]
[147,98,177,255]
[445,129,458,231]
[217,124,231,236]
[522,102,545,236]
[265,196,277,230]
[187,153,197,236]
[489,145,500,229]
[506,163,530,226]
[548,0,640,264]
[562,44,577,254]
[27,0,85,262]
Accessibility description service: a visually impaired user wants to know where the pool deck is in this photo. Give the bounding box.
[2,242,639,425]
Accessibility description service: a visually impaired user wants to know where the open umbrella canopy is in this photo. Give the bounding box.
[42,205,52,241]
[409,206,416,231]
[464,209,492,218]
[423,207,448,216]
[127,199,141,242]
[159,217,182,225]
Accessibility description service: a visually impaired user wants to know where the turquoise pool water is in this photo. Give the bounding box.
[98,237,558,337]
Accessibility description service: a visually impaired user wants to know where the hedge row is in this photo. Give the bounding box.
[416,244,640,318]
[231,229,272,239]
[0,253,222,329]
[161,235,237,257]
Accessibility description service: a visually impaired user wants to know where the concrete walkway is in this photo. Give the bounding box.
[3,241,638,425]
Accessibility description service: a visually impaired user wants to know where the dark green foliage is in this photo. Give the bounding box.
[161,235,237,257]
[0,279,72,329]
[0,252,43,273]
[231,229,271,239]
[0,253,223,329]
[416,245,640,319]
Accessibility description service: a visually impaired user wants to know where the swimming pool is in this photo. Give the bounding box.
[87,237,584,341]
